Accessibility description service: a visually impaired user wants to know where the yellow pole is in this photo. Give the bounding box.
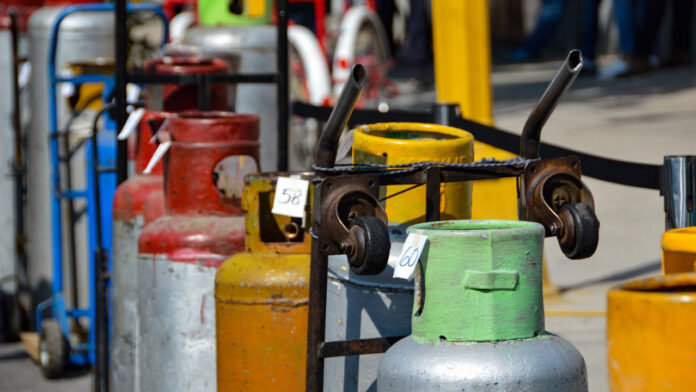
[432,0,518,221]
[431,1,559,293]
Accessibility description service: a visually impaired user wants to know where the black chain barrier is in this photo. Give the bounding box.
[293,102,662,190]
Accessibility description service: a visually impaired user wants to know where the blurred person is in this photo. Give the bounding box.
[376,0,397,56]
[601,0,693,78]
[599,0,642,78]
[395,0,432,86]
[507,0,601,74]
[637,0,693,67]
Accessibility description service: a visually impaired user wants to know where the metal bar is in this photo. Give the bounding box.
[197,74,212,110]
[61,121,79,311]
[319,337,405,358]
[520,50,582,159]
[425,167,441,221]
[115,0,128,185]
[277,0,289,171]
[9,9,29,312]
[306,242,328,392]
[90,104,112,392]
[127,72,278,84]
[315,65,367,168]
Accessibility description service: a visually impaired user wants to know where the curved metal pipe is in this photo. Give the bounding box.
[314,64,367,168]
[520,50,583,159]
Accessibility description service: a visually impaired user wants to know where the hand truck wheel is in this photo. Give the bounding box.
[558,202,600,260]
[39,319,67,379]
[347,215,390,275]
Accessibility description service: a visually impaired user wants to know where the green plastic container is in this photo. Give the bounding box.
[198,0,273,26]
[407,220,545,342]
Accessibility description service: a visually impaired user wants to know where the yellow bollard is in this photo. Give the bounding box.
[661,227,696,275]
[431,2,556,292]
[607,273,696,391]
[352,122,474,223]
[431,0,518,221]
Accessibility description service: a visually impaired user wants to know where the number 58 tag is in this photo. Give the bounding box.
[393,232,428,280]
[272,176,310,218]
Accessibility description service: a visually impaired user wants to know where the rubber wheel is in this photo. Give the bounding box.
[39,319,67,379]
[559,202,600,259]
[348,216,390,275]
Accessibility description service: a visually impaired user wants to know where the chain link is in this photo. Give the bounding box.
[312,157,536,176]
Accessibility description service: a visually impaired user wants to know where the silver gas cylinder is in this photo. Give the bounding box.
[325,225,413,391]
[0,6,32,330]
[26,5,114,307]
[180,25,278,172]
[377,220,587,392]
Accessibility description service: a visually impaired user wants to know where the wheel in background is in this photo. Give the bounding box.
[39,319,67,379]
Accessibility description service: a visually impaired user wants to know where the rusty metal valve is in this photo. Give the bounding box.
[518,50,600,259]
[313,65,391,275]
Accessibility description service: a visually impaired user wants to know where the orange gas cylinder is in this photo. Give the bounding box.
[215,173,312,391]
[608,273,696,391]
[661,227,696,274]
[137,112,260,392]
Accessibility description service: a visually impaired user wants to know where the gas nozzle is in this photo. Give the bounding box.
[315,64,367,168]
[520,50,583,159]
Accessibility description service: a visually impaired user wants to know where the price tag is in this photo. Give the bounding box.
[118,107,145,140]
[393,232,428,280]
[272,176,309,218]
[143,141,171,174]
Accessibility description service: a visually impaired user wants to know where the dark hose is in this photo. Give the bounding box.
[314,64,367,168]
[520,49,583,159]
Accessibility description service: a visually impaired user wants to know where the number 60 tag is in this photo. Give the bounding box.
[272,176,310,218]
[393,232,428,280]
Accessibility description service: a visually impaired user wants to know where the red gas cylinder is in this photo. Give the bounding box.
[110,111,170,392]
[145,57,229,112]
[136,112,260,392]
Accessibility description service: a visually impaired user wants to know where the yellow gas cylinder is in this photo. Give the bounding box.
[352,123,474,224]
[607,273,696,391]
[661,227,696,274]
[215,173,312,391]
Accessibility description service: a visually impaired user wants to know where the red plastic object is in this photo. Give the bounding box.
[138,111,260,257]
[144,57,229,112]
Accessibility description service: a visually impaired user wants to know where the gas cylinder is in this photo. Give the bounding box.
[322,123,474,391]
[144,56,229,112]
[110,111,170,392]
[0,2,37,336]
[608,273,696,391]
[378,220,587,392]
[353,122,474,224]
[180,25,279,171]
[661,227,696,274]
[26,0,114,307]
[137,112,260,392]
[215,172,312,391]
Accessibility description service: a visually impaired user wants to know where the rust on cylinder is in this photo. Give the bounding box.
[216,172,313,391]
[137,111,261,392]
